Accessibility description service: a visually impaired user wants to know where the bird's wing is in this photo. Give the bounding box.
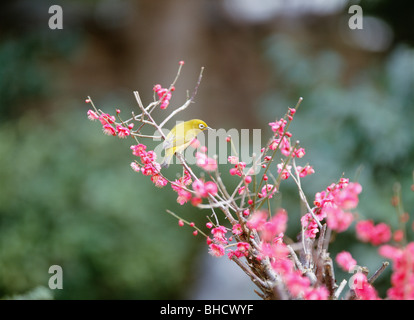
[163,133,174,149]
[163,123,188,149]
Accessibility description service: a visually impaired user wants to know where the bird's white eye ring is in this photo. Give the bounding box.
[199,124,205,129]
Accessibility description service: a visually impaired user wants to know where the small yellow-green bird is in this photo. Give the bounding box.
[161,119,212,168]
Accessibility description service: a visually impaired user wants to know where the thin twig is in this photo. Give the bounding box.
[159,67,204,129]
[368,261,389,284]
[334,279,347,299]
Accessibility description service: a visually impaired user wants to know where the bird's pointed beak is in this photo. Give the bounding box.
[207,127,214,131]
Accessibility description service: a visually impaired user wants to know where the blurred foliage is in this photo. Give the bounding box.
[359,0,414,47]
[0,0,412,300]
[0,108,206,299]
[259,34,414,296]
[0,0,82,121]
[3,286,53,300]
[0,36,50,120]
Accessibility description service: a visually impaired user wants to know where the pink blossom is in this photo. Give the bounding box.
[99,113,116,125]
[196,152,218,171]
[314,190,333,208]
[312,180,361,232]
[371,223,392,245]
[228,156,239,164]
[269,118,287,136]
[296,165,315,178]
[277,163,291,180]
[261,209,288,242]
[262,241,290,260]
[378,245,402,261]
[141,163,159,176]
[102,124,116,136]
[268,138,280,151]
[192,180,205,197]
[232,224,243,236]
[238,186,247,195]
[246,210,268,230]
[234,242,250,258]
[204,181,218,196]
[284,270,311,298]
[171,170,192,187]
[150,174,168,188]
[325,205,354,232]
[356,220,392,245]
[280,137,292,156]
[244,176,252,184]
[87,109,99,120]
[227,250,235,259]
[176,189,192,205]
[304,286,329,300]
[229,162,246,177]
[191,197,202,206]
[116,125,130,138]
[379,243,414,299]
[294,147,306,158]
[271,254,294,274]
[301,213,319,239]
[229,168,239,176]
[140,150,157,164]
[171,173,192,197]
[352,273,380,300]
[153,84,172,109]
[203,157,218,171]
[192,180,218,198]
[130,162,140,173]
[336,251,357,272]
[211,226,228,244]
[259,184,277,199]
[393,229,404,242]
[209,244,225,257]
[130,144,147,157]
[334,182,362,210]
[189,138,200,149]
[355,220,374,242]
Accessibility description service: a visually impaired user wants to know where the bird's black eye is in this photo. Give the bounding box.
[199,124,205,129]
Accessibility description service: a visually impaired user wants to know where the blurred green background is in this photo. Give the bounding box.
[0,0,413,299]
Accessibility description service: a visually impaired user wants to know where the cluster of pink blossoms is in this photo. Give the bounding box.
[153,84,174,109]
[170,170,218,206]
[228,156,247,177]
[195,146,217,172]
[87,109,133,139]
[351,272,380,300]
[335,251,357,272]
[130,144,168,188]
[246,208,329,299]
[206,223,250,259]
[301,179,362,239]
[268,117,291,157]
[379,242,414,299]
[87,85,414,300]
[355,220,392,245]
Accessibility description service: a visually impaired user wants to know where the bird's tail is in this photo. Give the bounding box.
[161,153,173,169]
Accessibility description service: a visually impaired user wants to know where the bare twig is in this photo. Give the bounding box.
[368,261,389,284]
